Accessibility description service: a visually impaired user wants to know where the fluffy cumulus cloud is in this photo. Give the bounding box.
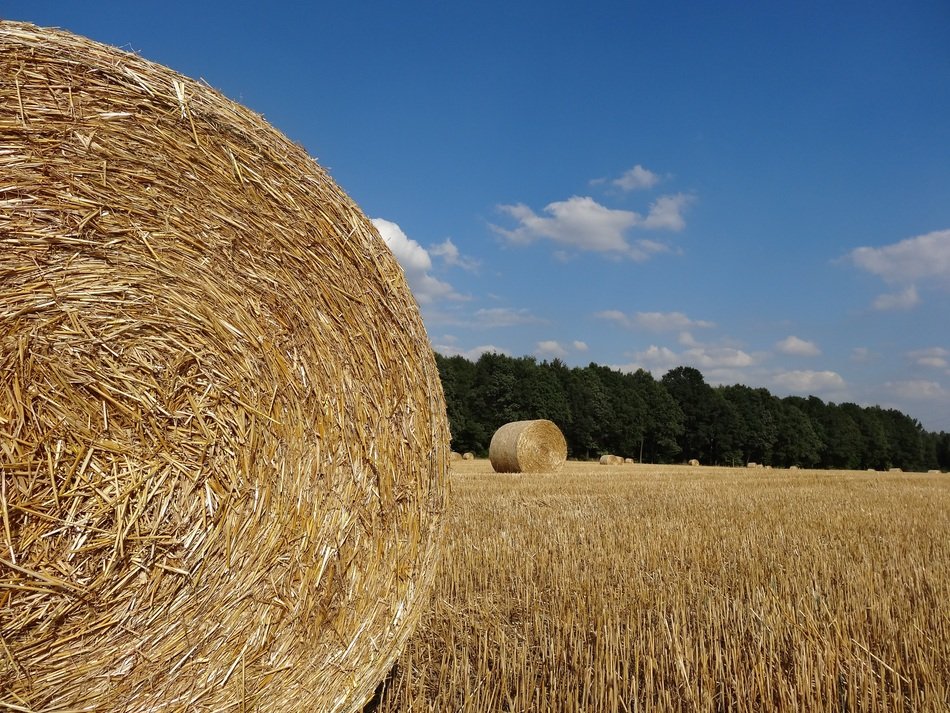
[631,344,755,373]
[847,229,950,309]
[612,164,660,191]
[848,229,950,283]
[534,340,588,359]
[775,335,821,357]
[642,193,693,231]
[595,309,715,331]
[772,370,846,394]
[372,218,466,305]
[535,340,569,359]
[492,192,692,261]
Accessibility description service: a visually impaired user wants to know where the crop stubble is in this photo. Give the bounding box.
[372,461,949,712]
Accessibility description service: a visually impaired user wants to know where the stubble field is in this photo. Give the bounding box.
[370,460,950,712]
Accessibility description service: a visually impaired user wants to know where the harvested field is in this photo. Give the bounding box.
[372,460,950,712]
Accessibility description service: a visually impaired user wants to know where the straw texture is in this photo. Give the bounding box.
[488,420,567,473]
[0,21,448,713]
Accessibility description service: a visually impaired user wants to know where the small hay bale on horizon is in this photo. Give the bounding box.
[462,451,475,460]
[599,454,624,466]
[688,458,700,467]
[489,419,567,473]
[0,21,447,713]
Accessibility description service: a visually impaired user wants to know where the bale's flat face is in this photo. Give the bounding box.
[0,22,448,712]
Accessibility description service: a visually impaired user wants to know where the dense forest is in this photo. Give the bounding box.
[435,352,950,472]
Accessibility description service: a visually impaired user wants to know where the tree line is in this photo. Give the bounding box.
[435,352,950,472]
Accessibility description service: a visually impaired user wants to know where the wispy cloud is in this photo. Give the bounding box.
[474,307,545,328]
[535,340,569,359]
[872,285,919,311]
[596,309,715,331]
[372,218,467,305]
[885,379,947,401]
[642,193,693,231]
[907,347,949,370]
[430,237,480,272]
[775,335,821,357]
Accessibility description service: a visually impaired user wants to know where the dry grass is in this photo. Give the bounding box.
[372,461,950,712]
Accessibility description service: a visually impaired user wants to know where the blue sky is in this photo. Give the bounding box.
[6,2,950,430]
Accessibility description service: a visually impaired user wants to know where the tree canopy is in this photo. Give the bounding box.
[435,352,948,472]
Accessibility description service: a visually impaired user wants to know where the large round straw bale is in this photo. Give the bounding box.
[0,22,448,713]
[489,419,566,473]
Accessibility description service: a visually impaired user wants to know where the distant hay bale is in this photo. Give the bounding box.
[929,469,941,474]
[0,22,448,713]
[451,451,463,461]
[889,468,903,473]
[747,462,757,468]
[462,451,475,460]
[688,459,700,466]
[624,457,634,464]
[599,454,625,466]
[789,465,800,471]
[489,420,567,473]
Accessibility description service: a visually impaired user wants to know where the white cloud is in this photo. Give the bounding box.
[474,307,545,328]
[595,309,715,331]
[873,285,919,311]
[775,335,821,357]
[642,193,693,231]
[848,229,950,284]
[535,340,569,359]
[885,380,947,400]
[433,342,509,360]
[907,347,949,370]
[851,347,872,362]
[573,340,589,352]
[773,370,846,393]
[372,218,466,305]
[492,194,686,261]
[630,344,755,373]
[430,238,480,272]
[613,164,660,191]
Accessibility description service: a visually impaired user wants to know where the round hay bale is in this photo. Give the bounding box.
[688,458,700,467]
[462,451,475,460]
[450,451,463,461]
[0,22,448,713]
[489,420,566,473]
[599,454,624,466]
[624,457,634,464]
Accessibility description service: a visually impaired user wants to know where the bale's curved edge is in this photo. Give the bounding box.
[0,21,447,713]
[489,420,567,473]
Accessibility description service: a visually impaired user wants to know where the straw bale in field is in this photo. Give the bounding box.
[462,451,475,460]
[599,454,625,466]
[688,459,700,466]
[624,457,634,464]
[747,462,757,468]
[451,451,463,460]
[789,465,800,470]
[489,420,567,473]
[890,468,903,473]
[0,22,448,713]
[929,469,942,474]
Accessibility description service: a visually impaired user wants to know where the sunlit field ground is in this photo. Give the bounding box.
[370,460,950,712]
